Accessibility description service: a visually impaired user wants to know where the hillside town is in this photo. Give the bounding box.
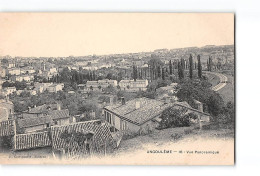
[0,45,234,159]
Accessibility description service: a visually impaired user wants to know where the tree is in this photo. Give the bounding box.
[208,56,213,71]
[106,73,113,80]
[157,66,161,79]
[148,58,163,80]
[176,79,224,117]
[162,67,165,80]
[189,54,193,79]
[197,55,202,78]
[177,61,184,80]
[169,60,173,75]
[159,107,193,129]
[132,65,138,81]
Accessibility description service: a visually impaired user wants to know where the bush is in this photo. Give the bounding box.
[159,107,191,129]
[184,128,193,135]
[176,79,225,117]
[171,133,183,141]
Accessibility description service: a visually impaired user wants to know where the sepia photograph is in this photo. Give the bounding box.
[0,13,235,165]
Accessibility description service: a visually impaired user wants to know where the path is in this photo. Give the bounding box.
[205,71,228,91]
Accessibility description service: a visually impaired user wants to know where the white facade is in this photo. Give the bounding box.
[47,83,64,93]
[13,75,34,82]
[8,68,21,75]
[119,79,148,92]
[3,87,16,95]
[86,79,117,91]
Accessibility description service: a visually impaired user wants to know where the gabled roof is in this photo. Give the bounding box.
[0,120,15,137]
[48,109,69,120]
[51,120,114,150]
[28,104,48,113]
[104,98,171,125]
[104,98,210,126]
[14,131,52,150]
[17,116,52,128]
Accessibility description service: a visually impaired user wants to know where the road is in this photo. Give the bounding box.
[205,72,228,91]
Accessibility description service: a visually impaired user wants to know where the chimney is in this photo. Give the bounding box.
[121,97,125,105]
[165,97,171,104]
[198,103,203,112]
[109,96,114,105]
[135,100,140,109]
[90,110,96,120]
[194,100,203,112]
[57,103,61,111]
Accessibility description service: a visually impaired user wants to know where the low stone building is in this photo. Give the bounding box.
[119,79,148,92]
[103,97,210,135]
[86,79,117,92]
[0,99,14,122]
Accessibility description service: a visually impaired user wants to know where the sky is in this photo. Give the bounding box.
[0,13,234,57]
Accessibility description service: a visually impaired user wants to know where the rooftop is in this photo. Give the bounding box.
[104,97,210,126]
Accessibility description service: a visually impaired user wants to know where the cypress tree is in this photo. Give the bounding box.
[133,65,138,81]
[197,55,202,79]
[157,66,161,79]
[178,60,184,80]
[189,54,193,79]
[169,60,173,75]
[162,67,165,80]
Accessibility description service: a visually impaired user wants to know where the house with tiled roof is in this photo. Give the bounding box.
[51,120,116,157]
[119,79,148,92]
[48,109,70,126]
[86,79,117,92]
[0,99,14,122]
[103,97,210,135]
[0,120,15,137]
[17,105,71,133]
[17,116,52,133]
[13,131,52,150]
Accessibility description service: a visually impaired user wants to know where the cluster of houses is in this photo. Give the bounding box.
[0,100,119,157]
[0,82,64,97]
[0,90,210,158]
[78,79,149,93]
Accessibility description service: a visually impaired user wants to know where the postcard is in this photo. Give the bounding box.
[0,13,234,165]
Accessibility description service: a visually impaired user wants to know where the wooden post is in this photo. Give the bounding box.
[13,120,17,151]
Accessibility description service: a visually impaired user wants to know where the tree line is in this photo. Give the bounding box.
[132,54,204,82]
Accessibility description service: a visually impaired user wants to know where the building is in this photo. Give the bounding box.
[0,99,14,122]
[7,68,21,75]
[46,83,64,93]
[17,108,70,133]
[3,87,16,96]
[48,109,70,126]
[11,75,34,82]
[33,82,53,93]
[20,66,35,74]
[86,79,117,91]
[103,97,210,135]
[17,116,52,133]
[51,120,116,157]
[119,79,148,92]
[0,68,6,78]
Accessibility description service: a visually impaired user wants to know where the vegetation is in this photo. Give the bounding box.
[189,54,193,79]
[158,107,198,129]
[2,81,28,90]
[197,55,202,78]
